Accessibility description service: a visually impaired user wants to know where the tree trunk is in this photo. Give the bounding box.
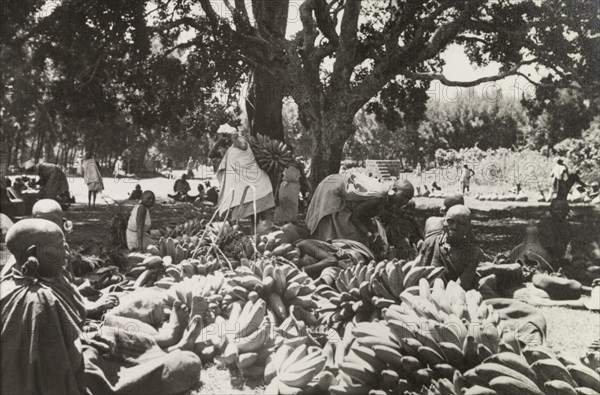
[300,111,353,187]
[246,0,289,141]
[246,70,285,141]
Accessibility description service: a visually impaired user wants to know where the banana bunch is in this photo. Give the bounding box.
[146,236,195,265]
[264,344,328,394]
[163,272,225,324]
[219,298,275,378]
[315,259,445,329]
[328,279,503,394]
[163,217,205,238]
[256,230,302,264]
[452,344,600,395]
[220,258,318,326]
[249,134,294,177]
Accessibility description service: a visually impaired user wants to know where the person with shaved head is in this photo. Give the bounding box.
[126,190,156,250]
[418,204,489,290]
[306,174,415,248]
[1,219,202,395]
[423,193,465,239]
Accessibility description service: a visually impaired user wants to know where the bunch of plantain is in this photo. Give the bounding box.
[218,298,277,378]
[166,272,225,322]
[219,258,318,327]
[328,279,503,394]
[263,343,329,394]
[146,236,193,265]
[256,230,302,264]
[163,217,205,238]
[452,344,600,395]
[249,134,294,179]
[314,259,445,330]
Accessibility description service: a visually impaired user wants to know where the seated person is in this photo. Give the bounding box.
[378,200,424,260]
[536,199,571,268]
[560,170,587,200]
[168,174,192,201]
[128,184,143,200]
[1,219,201,395]
[424,193,464,239]
[194,184,205,202]
[206,184,219,205]
[1,199,118,317]
[126,191,155,250]
[418,205,489,290]
[12,177,28,194]
[589,181,599,199]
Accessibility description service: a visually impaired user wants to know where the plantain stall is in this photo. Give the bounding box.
[55,204,600,395]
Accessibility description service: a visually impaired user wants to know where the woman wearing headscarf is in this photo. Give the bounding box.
[208,124,275,221]
[81,152,104,208]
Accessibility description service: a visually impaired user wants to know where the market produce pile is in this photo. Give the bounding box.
[92,213,600,395]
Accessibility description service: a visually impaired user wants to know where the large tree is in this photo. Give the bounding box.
[150,0,590,184]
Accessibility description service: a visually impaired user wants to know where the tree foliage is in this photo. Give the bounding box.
[3,0,597,184]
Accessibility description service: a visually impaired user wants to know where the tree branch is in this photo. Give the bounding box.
[400,61,538,87]
[198,0,221,29]
[314,0,340,46]
[150,16,204,33]
[223,0,254,33]
[330,0,362,91]
[298,0,321,65]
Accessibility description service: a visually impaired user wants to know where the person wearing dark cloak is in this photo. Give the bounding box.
[1,219,202,395]
[418,205,489,290]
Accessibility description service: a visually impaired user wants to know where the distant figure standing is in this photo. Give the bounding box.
[414,163,422,177]
[165,157,174,179]
[80,152,104,208]
[187,156,195,179]
[550,158,568,198]
[460,164,475,194]
[113,156,124,180]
